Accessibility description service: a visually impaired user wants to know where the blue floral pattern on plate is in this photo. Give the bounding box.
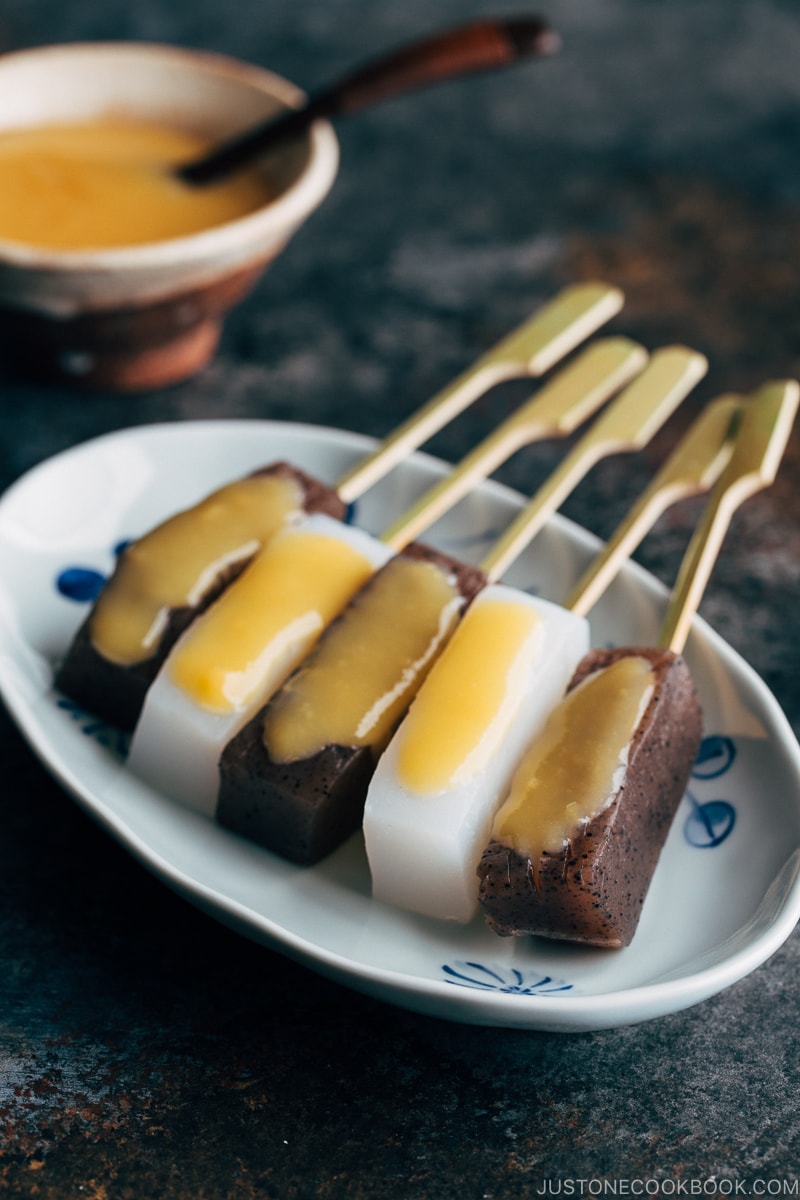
[56,696,131,759]
[442,961,574,995]
[684,735,737,848]
[56,566,107,603]
[55,539,130,603]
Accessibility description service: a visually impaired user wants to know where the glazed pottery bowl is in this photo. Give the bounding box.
[0,42,339,391]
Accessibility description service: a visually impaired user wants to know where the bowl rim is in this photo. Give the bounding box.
[0,40,340,273]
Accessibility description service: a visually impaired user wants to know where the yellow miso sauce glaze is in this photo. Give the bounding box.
[263,555,465,763]
[90,473,306,667]
[396,596,543,795]
[491,654,655,871]
[0,119,275,250]
[168,528,376,715]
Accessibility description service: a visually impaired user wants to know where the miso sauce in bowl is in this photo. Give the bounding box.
[0,119,276,251]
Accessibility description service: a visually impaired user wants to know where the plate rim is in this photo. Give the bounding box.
[2,416,800,1033]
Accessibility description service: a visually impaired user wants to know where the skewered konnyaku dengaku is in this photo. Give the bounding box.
[55,463,344,732]
[216,542,487,863]
[476,645,703,947]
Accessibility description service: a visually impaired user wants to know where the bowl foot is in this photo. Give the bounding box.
[54,317,223,391]
[0,258,269,392]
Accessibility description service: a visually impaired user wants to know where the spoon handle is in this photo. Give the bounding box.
[179,15,558,185]
[311,15,558,116]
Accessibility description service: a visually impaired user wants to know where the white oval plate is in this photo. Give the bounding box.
[1,419,799,1032]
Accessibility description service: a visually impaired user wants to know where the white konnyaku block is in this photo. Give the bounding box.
[128,514,391,816]
[363,585,590,923]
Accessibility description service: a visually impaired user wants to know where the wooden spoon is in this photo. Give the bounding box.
[177,15,559,185]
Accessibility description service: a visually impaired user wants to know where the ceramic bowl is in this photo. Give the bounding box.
[0,42,339,391]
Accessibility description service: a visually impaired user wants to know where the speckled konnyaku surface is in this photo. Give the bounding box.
[478,648,703,947]
[1,0,799,1195]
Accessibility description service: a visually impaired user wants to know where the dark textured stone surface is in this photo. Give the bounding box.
[1,0,799,1194]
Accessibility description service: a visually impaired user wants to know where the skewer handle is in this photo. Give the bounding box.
[567,394,743,617]
[479,345,708,582]
[335,281,623,503]
[379,336,647,549]
[659,379,800,653]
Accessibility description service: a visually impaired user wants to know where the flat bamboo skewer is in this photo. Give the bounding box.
[334,281,623,503]
[478,346,709,583]
[566,394,743,618]
[378,336,647,549]
[658,379,800,654]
